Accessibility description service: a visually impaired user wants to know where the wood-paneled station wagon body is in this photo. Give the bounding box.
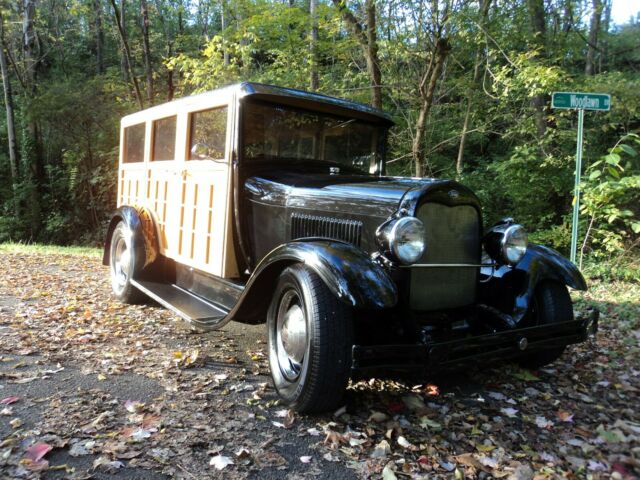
[104,83,597,413]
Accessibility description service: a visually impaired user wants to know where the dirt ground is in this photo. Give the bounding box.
[0,249,638,479]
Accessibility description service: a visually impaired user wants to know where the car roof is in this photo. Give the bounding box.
[122,82,394,126]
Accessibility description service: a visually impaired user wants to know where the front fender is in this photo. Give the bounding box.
[102,205,159,270]
[494,244,587,322]
[230,240,397,323]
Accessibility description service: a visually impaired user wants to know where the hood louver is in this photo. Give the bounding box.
[291,213,363,246]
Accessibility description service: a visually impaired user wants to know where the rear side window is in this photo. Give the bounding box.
[152,116,177,161]
[123,123,145,163]
[189,107,227,160]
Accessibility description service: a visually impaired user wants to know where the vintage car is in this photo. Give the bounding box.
[103,82,597,413]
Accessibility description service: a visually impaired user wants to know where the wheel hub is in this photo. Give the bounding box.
[112,238,130,288]
[281,304,306,363]
[275,291,308,381]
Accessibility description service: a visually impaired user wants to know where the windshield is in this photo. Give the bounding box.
[241,101,386,175]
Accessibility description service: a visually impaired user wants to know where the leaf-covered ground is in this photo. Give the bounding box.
[0,246,638,479]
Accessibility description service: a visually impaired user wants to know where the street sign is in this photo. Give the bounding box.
[551,92,611,111]
[550,91,612,265]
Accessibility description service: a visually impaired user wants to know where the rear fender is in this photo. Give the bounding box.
[492,244,587,322]
[230,240,397,323]
[102,206,159,270]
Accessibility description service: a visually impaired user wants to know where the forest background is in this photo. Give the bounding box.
[0,0,638,275]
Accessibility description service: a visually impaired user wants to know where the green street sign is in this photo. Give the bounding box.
[551,92,611,111]
[550,90,612,265]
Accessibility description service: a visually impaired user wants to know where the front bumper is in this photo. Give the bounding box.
[351,310,599,378]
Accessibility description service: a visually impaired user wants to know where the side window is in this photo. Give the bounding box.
[123,123,145,163]
[152,116,177,161]
[189,107,228,160]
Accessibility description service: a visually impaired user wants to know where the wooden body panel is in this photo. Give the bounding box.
[117,88,239,278]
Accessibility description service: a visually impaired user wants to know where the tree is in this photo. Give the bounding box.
[456,0,491,176]
[140,0,153,103]
[412,37,450,177]
[527,0,548,138]
[309,0,319,90]
[0,10,18,212]
[109,0,144,108]
[585,0,602,75]
[331,0,382,109]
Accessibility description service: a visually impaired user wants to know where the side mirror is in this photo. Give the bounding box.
[190,143,226,162]
[191,142,213,160]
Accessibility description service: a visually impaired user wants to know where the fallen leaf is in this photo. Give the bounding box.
[397,436,416,450]
[124,400,145,413]
[382,463,397,480]
[371,439,391,458]
[368,411,388,423]
[209,455,234,470]
[25,443,52,462]
[93,456,124,472]
[324,430,347,449]
[0,396,20,405]
[501,407,519,418]
[535,416,553,429]
[556,410,574,422]
[476,444,496,453]
[402,394,426,412]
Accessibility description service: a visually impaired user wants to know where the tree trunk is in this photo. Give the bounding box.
[120,0,128,81]
[167,42,174,101]
[94,0,105,74]
[456,0,490,176]
[600,0,611,72]
[364,0,381,109]
[140,0,153,104]
[331,0,382,109]
[109,0,144,109]
[0,14,19,210]
[527,0,547,138]
[221,0,229,66]
[309,0,318,90]
[22,0,44,236]
[413,38,450,177]
[585,0,602,75]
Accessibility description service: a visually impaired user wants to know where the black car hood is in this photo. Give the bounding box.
[245,173,441,218]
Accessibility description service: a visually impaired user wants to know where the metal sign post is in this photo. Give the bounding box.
[551,92,611,264]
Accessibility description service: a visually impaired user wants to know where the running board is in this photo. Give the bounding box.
[130,279,230,331]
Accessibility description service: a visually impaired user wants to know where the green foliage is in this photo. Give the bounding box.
[0,0,637,267]
[580,134,640,257]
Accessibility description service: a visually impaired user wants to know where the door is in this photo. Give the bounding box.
[171,103,238,279]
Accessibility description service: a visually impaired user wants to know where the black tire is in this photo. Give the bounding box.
[109,222,145,304]
[519,281,573,369]
[267,264,353,413]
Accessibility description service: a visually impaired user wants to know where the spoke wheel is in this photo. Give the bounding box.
[267,264,353,413]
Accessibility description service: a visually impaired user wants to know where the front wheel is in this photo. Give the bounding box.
[519,281,573,369]
[109,222,144,304]
[267,264,353,413]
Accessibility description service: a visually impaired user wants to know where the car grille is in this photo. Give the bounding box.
[291,213,363,246]
[410,203,480,311]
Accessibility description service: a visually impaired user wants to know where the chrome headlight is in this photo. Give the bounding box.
[483,220,528,265]
[388,217,426,265]
[501,224,528,265]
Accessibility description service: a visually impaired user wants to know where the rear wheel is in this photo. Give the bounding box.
[109,222,144,304]
[267,264,353,413]
[519,281,572,369]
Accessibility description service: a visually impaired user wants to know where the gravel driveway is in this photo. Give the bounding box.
[0,249,638,479]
